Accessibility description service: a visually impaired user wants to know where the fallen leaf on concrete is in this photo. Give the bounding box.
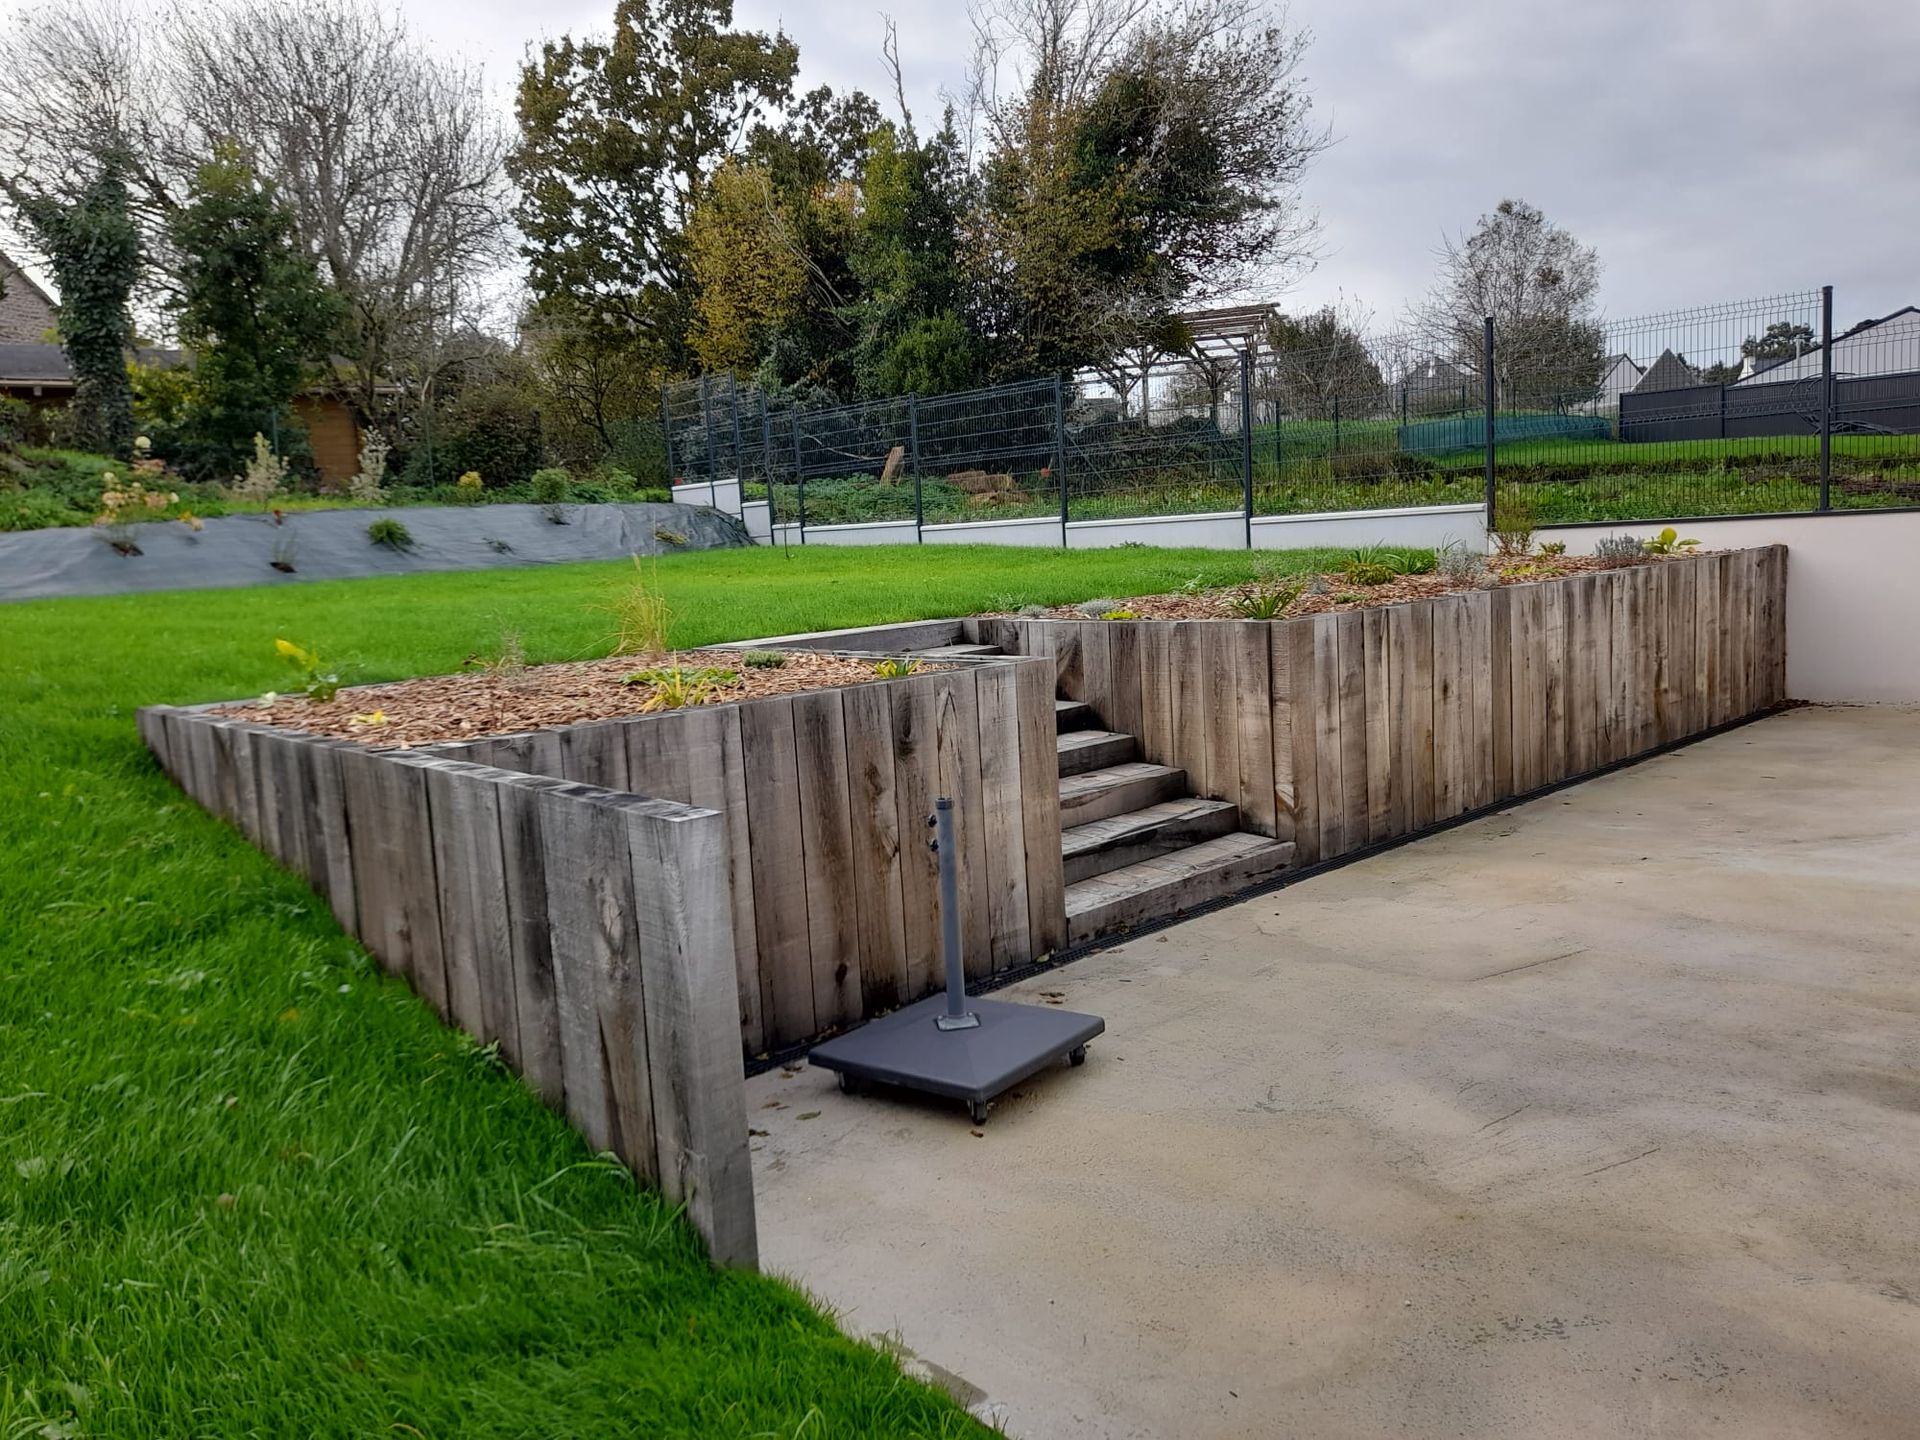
[797,1111,821,1121]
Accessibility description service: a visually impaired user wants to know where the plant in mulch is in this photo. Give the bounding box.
[272,637,340,702]
[620,664,739,712]
[654,525,688,547]
[1540,540,1567,556]
[228,434,285,504]
[269,528,298,572]
[1489,490,1540,556]
[1077,597,1124,617]
[1593,533,1646,568]
[1099,608,1139,620]
[367,517,414,551]
[1434,541,1485,583]
[871,656,922,678]
[1641,526,1699,555]
[741,650,788,669]
[455,470,485,500]
[607,557,670,657]
[486,537,512,554]
[1228,578,1305,620]
[93,465,189,555]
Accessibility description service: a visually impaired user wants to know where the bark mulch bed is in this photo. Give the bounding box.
[217,649,924,748]
[1012,552,1684,622]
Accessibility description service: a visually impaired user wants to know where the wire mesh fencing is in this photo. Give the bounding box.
[661,283,1920,541]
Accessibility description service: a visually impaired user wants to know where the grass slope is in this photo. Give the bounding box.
[0,543,1335,1438]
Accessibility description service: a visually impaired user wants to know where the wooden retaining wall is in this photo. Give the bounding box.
[425,655,1068,1058]
[971,547,1787,866]
[132,712,758,1269]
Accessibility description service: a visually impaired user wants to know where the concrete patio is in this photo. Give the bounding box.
[747,705,1920,1439]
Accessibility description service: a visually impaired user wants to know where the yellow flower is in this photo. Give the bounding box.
[351,709,388,726]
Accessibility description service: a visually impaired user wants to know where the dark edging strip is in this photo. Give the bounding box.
[745,700,1796,1079]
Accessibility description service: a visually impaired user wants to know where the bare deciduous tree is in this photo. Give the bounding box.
[0,0,512,433]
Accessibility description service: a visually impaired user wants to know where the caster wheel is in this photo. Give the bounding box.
[968,1099,991,1125]
[837,1072,862,1095]
[1068,1045,1088,1067]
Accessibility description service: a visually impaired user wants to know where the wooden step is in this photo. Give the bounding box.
[913,642,1005,657]
[1065,832,1297,944]
[1061,798,1242,884]
[1056,728,1138,776]
[1054,698,1097,733]
[1058,762,1185,827]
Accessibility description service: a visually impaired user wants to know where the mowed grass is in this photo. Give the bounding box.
[0,543,1342,1439]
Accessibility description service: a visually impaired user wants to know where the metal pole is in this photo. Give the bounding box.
[1238,347,1254,549]
[1053,374,1069,548]
[729,382,744,488]
[930,798,977,1031]
[792,409,807,543]
[700,375,716,485]
[1483,315,1498,526]
[908,394,923,542]
[661,385,676,483]
[1818,284,1834,511]
[760,406,776,531]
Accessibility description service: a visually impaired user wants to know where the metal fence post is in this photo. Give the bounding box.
[661,384,676,483]
[1238,347,1254,548]
[792,409,807,543]
[1482,316,1498,527]
[699,374,715,485]
[729,382,744,487]
[1053,374,1069,548]
[908,394,924,542]
[760,406,776,531]
[1819,284,1834,511]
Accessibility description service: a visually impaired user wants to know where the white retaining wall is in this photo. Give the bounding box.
[1539,510,1920,704]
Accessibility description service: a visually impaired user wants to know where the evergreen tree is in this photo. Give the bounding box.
[168,145,344,479]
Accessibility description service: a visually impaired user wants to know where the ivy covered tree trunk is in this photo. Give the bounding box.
[8,161,141,457]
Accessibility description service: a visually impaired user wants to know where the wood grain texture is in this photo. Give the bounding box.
[1106,621,1144,742]
[625,798,758,1268]
[1430,596,1465,823]
[1013,657,1069,955]
[424,759,511,1043]
[535,783,655,1175]
[1268,622,1297,850]
[681,705,763,1054]
[738,696,814,1048]
[1311,613,1345,859]
[835,682,909,1016]
[793,688,861,1029]
[1230,622,1277,837]
[1334,610,1368,846]
[1136,623,1175,766]
[625,712,691,801]
[1362,608,1393,843]
[935,670,993,984]
[559,720,629,790]
[493,773,566,1103]
[889,675,944,1001]
[974,663,1034,971]
[1204,621,1239,806]
[1461,589,1496,810]
[1283,617,1319,863]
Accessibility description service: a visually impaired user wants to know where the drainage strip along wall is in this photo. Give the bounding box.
[964,546,1787,865]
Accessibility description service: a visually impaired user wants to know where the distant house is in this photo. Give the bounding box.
[1631,348,1703,394]
[1400,357,1474,411]
[0,340,365,484]
[0,252,58,344]
[1571,353,1645,414]
[1733,306,1920,385]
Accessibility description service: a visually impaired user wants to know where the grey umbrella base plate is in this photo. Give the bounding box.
[809,994,1105,1123]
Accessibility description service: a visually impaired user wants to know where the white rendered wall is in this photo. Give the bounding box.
[1252,502,1486,553]
[1538,510,1920,703]
[923,515,1063,547]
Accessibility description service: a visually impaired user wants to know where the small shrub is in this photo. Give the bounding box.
[347,432,390,503]
[1489,490,1539,556]
[1332,591,1365,604]
[1593,533,1645,568]
[1342,560,1399,588]
[1435,541,1485,583]
[229,434,286,503]
[1077,597,1125,617]
[1228,578,1306,619]
[542,503,571,526]
[486,537,512,554]
[529,467,572,505]
[871,656,923,678]
[621,664,738,712]
[607,557,670,657]
[273,637,341,702]
[1100,608,1139,620]
[654,525,688,547]
[1641,526,1699,555]
[455,470,485,502]
[1539,540,1567,556]
[367,517,414,551]
[742,649,788,669]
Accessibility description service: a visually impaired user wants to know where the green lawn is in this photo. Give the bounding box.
[0,543,1351,1439]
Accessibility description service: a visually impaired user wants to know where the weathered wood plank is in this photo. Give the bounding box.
[1078,621,1113,718]
[1430,595,1465,822]
[792,688,861,1031]
[1135,623,1175,766]
[535,784,655,1176]
[890,676,944,1001]
[1170,621,1211,799]
[974,663,1034,971]
[1269,620,1299,852]
[296,736,357,936]
[1311,613,1345,858]
[739,696,815,1048]
[1362,607,1393,843]
[1461,588,1496,810]
[424,760,511,1043]
[1014,658,1069,957]
[378,752,452,1021]
[492,774,566,1104]
[1054,621,1085,700]
[1397,602,1435,830]
[1334,609,1368,845]
[1106,620,1144,744]
[624,711,691,801]
[832,682,908,1018]
[682,705,763,1054]
[625,799,758,1268]
[1629,565,1659,755]
[1508,584,1543,794]
[1488,587,1514,801]
[1230,622,1277,837]
[1542,577,1570,783]
[1204,622,1239,806]
[1696,552,1725,728]
[936,670,993,985]
[559,719,629,789]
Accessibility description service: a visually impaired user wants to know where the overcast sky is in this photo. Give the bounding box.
[6,0,1916,331]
